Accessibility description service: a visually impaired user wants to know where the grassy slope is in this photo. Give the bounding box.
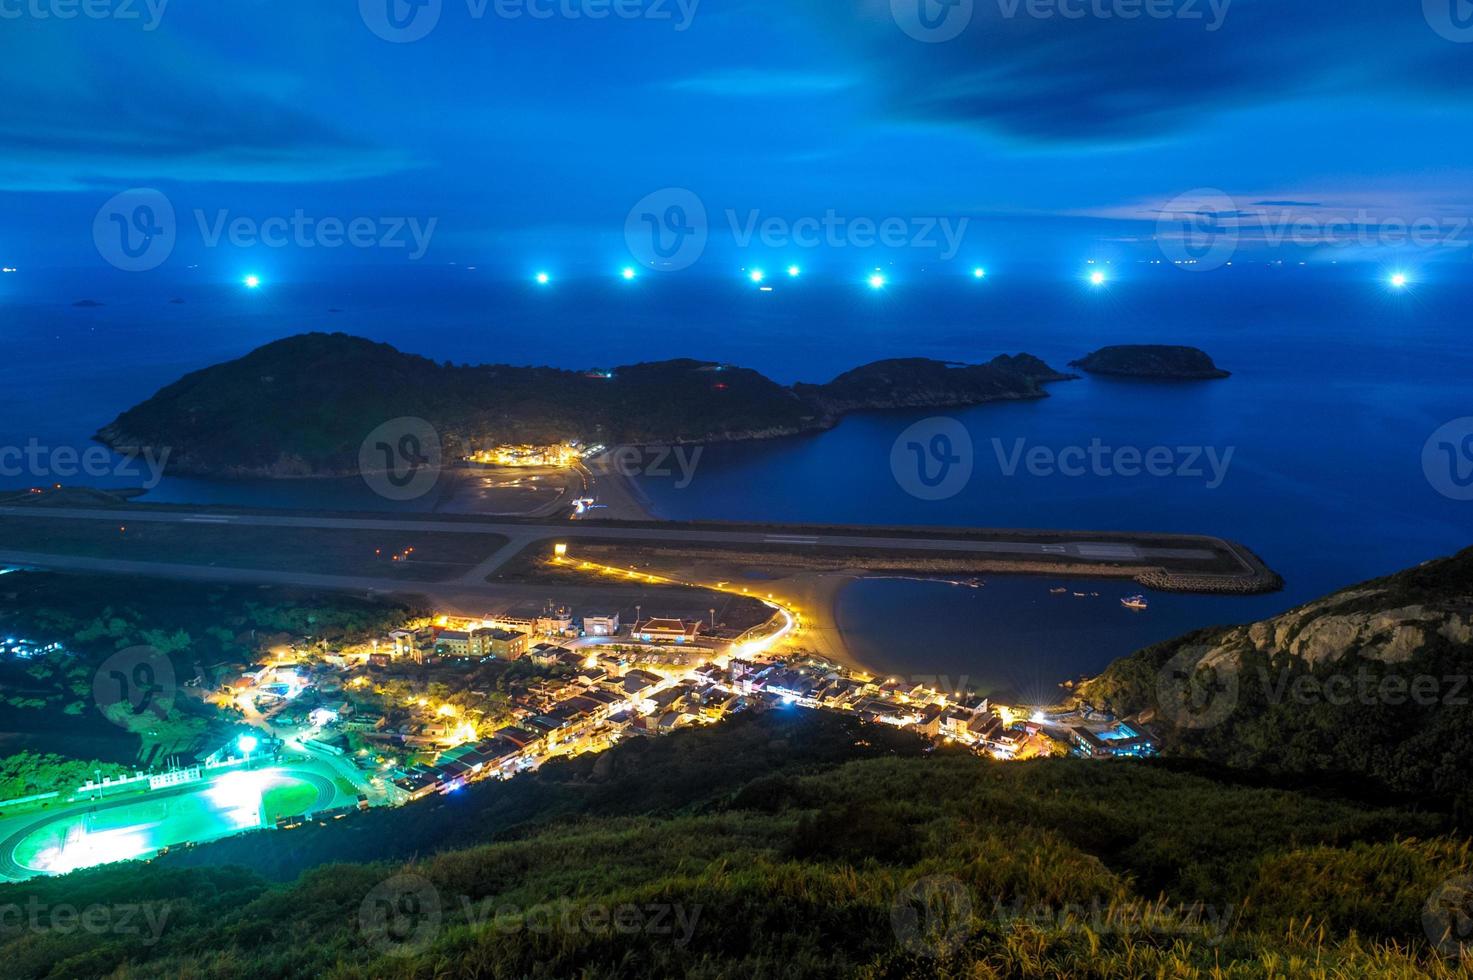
[2,712,1469,978]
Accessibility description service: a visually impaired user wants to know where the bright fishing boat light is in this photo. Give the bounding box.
[973,267,986,279]
[621,267,636,280]
[535,272,550,285]
[787,264,801,277]
[868,273,886,289]
[749,268,765,283]
[1390,272,1408,289]
[1089,270,1107,287]
[242,275,261,289]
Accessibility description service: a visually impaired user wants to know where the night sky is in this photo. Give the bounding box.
[2,0,1471,273]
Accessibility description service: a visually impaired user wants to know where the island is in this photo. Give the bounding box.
[94,332,1075,479]
[1069,344,1230,379]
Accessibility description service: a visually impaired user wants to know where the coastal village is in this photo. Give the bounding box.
[198,562,1158,814]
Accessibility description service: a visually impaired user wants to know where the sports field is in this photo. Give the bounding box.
[5,767,337,876]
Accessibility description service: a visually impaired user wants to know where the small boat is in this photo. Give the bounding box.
[1072,592,1088,598]
[1121,595,1149,611]
[1049,587,1068,595]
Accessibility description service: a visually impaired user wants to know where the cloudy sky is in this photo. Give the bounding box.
[2,0,1471,272]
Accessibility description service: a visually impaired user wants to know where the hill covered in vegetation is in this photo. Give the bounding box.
[94,333,1071,477]
[1080,546,1473,817]
[1069,345,1230,379]
[2,710,1469,978]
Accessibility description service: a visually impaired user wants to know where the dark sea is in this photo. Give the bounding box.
[3,263,1469,698]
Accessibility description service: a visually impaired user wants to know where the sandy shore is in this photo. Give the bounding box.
[577,451,660,521]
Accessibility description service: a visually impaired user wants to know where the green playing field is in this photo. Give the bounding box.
[11,768,335,875]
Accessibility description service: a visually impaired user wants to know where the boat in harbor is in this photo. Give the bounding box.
[1049,587,1068,594]
[1121,594,1149,611]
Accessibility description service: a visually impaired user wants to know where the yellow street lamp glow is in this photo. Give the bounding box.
[554,542,568,558]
